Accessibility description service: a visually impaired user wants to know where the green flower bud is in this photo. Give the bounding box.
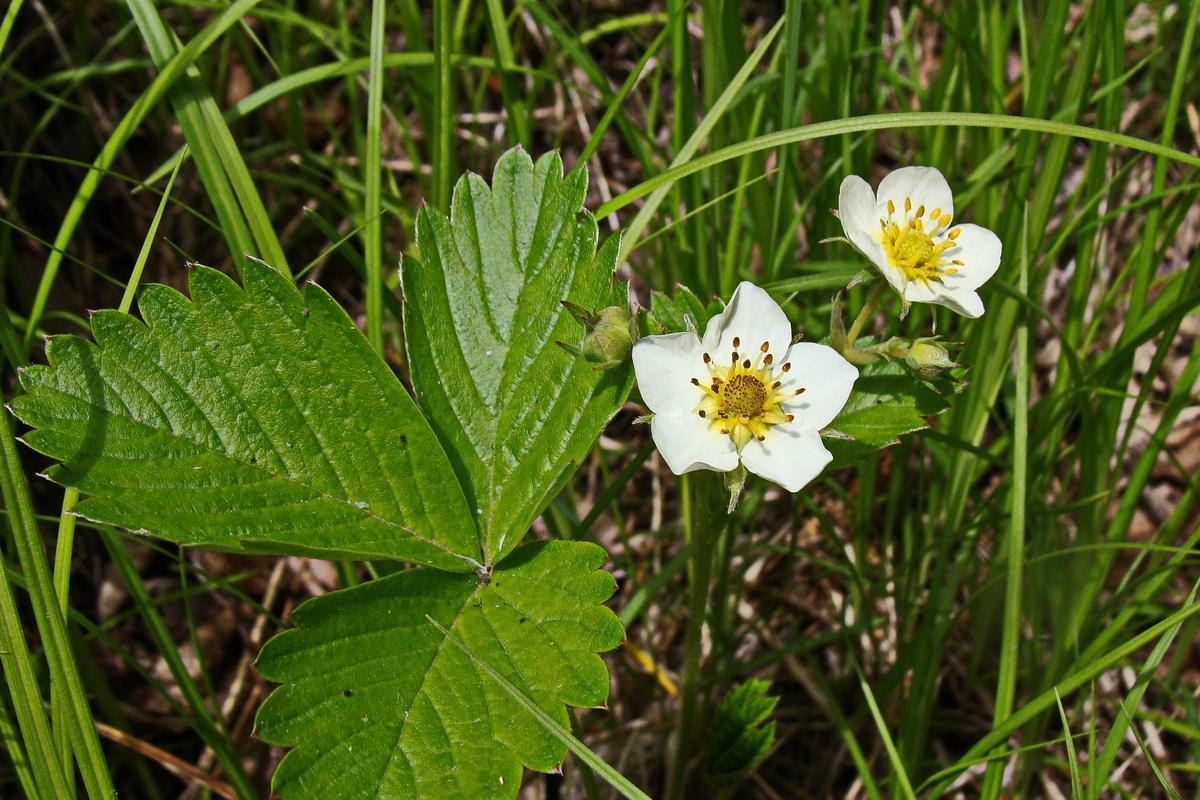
[556,301,637,370]
[904,337,961,380]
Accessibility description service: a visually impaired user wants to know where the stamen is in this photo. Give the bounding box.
[915,204,925,218]
[930,207,941,220]
[698,410,706,418]
[772,381,781,389]
[939,214,952,228]
[690,378,700,385]
[732,336,740,348]
[887,199,896,215]
[756,435,766,441]
[764,354,774,366]
[781,363,791,372]
[760,341,769,352]
[702,353,711,363]
[742,359,751,369]
[731,351,738,364]
[794,387,804,395]
[784,414,794,422]
[904,197,912,212]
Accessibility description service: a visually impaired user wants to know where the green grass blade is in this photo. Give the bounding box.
[617,16,784,264]
[482,0,530,148]
[0,0,27,60]
[432,0,454,211]
[363,0,385,352]
[125,0,290,277]
[0,529,70,799]
[1055,689,1084,799]
[856,669,917,800]
[1088,582,1198,798]
[0,423,115,799]
[1124,0,1198,323]
[921,597,1200,796]
[99,530,257,799]
[0,689,42,800]
[981,210,1031,800]
[598,112,1200,221]
[23,0,266,350]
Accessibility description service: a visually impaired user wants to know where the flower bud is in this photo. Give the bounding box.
[904,337,960,380]
[556,301,637,370]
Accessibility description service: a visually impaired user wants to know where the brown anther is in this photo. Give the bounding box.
[784,414,794,422]
[703,353,711,363]
[690,378,700,385]
[731,352,739,363]
[711,383,720,392]
[794,387,805,395]
[698,410,707,418]
[742,359,751,369]
[772,381,781,389]
[760,341,769,352]
[764,354,774,365]
[720,428,730,435]
[732,336,740,347]
[781,363,791,372]
[756,435,766,441]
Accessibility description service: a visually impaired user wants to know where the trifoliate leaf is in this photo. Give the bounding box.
[11,260,480,571]
[703,679,778,788]
[825,357,953,468]
[254,540,622,800]
[402,149,634,564]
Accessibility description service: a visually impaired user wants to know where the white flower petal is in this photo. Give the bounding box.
[943,223,1002,290]
[631,332,705,414]
[777,342,859,430]
[876,167,954,222]
[838,175,887,255]
[701,282,794,360]
[650,411,739,475]
[907,282,985,318]
[739,425,832,492]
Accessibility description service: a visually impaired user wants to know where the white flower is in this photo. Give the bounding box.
[632,282,857,492]
[838,166,1002,318]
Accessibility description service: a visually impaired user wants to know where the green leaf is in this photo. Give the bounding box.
[402,149,634,564]
[648,283,720,334]
[825,358,954,469]
[703,679,778,788]
[11,260,480,571]
[254,540,623,800]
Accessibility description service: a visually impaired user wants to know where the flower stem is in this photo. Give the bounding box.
[844,282,888,347]
[666,472,721,800]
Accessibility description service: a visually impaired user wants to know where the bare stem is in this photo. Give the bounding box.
[844,283,888,347]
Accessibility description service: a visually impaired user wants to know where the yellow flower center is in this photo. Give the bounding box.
[690,337,804,452]
[877,198,963,284]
